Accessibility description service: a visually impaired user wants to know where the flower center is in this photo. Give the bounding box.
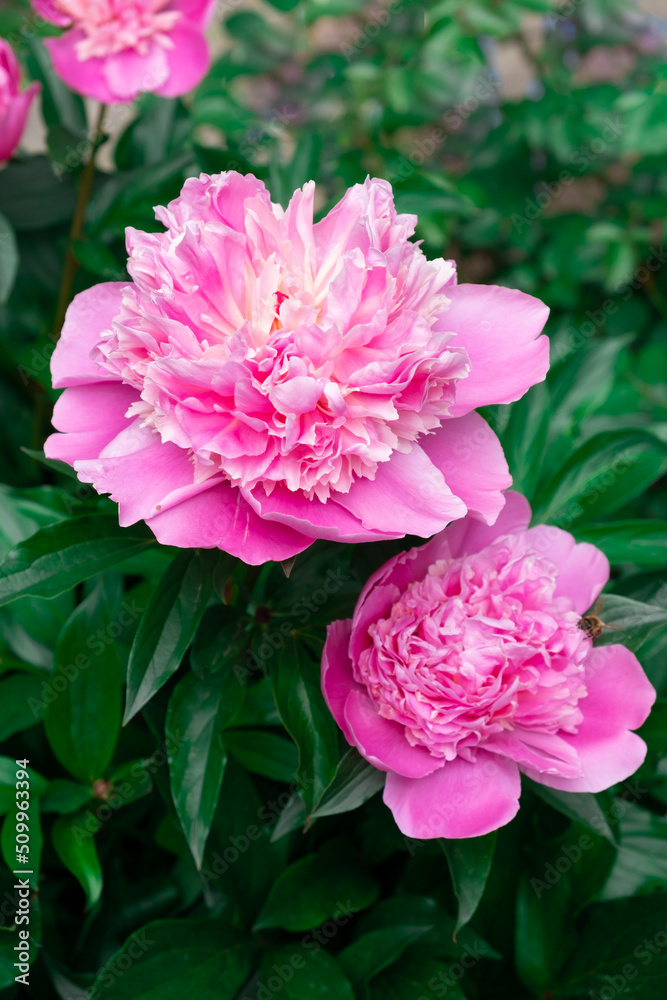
[55,0,181,60]
[356,536,590,760]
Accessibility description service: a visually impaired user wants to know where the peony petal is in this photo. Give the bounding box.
[344,689,444,778]
[322,619,360,742]
[45,33,120,103]
[439,284,549,417]
[173,0,217,29]
[484,729,583,779]
[420,412,511,525]
[444,489,532,559]
[525,644,655,793]
[145,481,313,564]
[336,445,466,537]
[154,22,210,98]
[524,525,610,614]
[45,382,138,465]
[103,44,168,101]
[244,483,399,543]
[383,750,521,839]
[0,83,40,163]
[31,0,71,25]
[51,283,127,388]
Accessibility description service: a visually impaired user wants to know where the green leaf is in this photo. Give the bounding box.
[501,382,550,498]
[554,896,667,997]
[369,953,467,1000]
[269,635,339,813]
[0,212,18,304]
[40,780,92,815]
[0,673,45,739]
[533,430,667,528]
[575,521,667,569]
[89,919,253,999]
[44,580,123,782]
[339,924,433,991]
[261,946,355,1000]
[441,831,497,934]
[526,780,616,843]
[591,594,667,654]
[26,37,87,136]
[223,728,298,783]
[306,748,385,825]
[52,813,103,907]
[166,670,230,868]
[255,839,379,932]
[124,550,215,722]
[0,516,156,607]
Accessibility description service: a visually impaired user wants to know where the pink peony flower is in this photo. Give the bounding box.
[32,0,215,102]
[322,492,656,839]
[0,40,40,163]
[45,173,549,564]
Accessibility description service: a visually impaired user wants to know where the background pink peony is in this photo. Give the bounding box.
[33,0,215,102]
[46,172,549,564]
[0,39,40,163]
[322,492,656,839]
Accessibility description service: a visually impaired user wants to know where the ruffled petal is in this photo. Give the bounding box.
[524,525,610,614]
[383,750,521,839]
[444,489,532,559]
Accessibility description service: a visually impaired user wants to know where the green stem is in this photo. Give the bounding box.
[52,102,106,341]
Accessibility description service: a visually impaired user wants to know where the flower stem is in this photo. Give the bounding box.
[52,102,107,341]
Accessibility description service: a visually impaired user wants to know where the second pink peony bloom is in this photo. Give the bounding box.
[0,39,40,163]
[322,492,656,838]
[46,173,550,563]
[32,0,215,102]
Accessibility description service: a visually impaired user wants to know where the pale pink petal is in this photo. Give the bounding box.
[145,482,313,564]
[525,645,655,792]
[383,751,521,839]
[154,22,210,98]
[524,525,610,614]
[344,689,444,778]
[336,445,466,537]
[51,283,127,388]
[45,33,119,103]
[322,619,360,742]
[45,382,138,464]
[420,411,511,525]
[439,284,549,417]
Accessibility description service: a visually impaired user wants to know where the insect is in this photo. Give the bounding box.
[577,597,623,640]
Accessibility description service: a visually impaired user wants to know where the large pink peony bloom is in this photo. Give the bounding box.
[0,40,40,163]
[32,0,214,102]
[322,492,656,839]
[45,173,549,564]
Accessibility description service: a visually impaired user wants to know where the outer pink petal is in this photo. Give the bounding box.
[44,382,138,464]
[344,689,444,778]
[440,489,532,560]
[51,283,126,388]
[144,481,313,564]
[336,445,466,538]
[44,33,120,103]
[383,750,521,839]
[524,525,609,614]
[322,618,360,742]
[420,412,511,525]
[440,284,549,418]
[243,483,399,543]
[484,729,583,779]
[154,22,210,98]
[525,645,655,793]
[74,420,224,527]
[0,83,40,163]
